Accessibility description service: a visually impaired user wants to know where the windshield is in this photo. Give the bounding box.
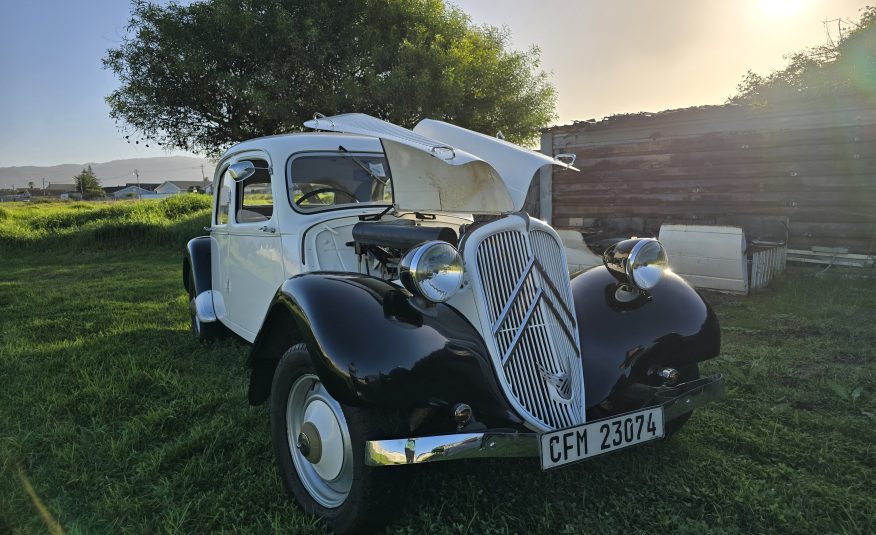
[287,153,393,212]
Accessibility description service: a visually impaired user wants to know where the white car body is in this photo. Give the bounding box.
[206,115,573,342]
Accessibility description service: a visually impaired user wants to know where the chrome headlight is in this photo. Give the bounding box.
[399,241,464,302]
[627,239,669,290]
[603,238,669,291]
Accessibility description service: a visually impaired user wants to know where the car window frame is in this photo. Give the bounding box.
[233,157,275,226]
[285,150,394,215]
[214,164,233,227]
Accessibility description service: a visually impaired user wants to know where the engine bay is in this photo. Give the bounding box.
[351,219,458,279]
[301,212,472,280]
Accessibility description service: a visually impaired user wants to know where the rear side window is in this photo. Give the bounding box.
[235,159,273,223]
[288,154,392,212]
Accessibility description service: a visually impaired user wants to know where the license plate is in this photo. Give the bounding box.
[539,407,665,470]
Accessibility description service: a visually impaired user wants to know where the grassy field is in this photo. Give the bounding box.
[0,196,211,252]
[0,201,874,534]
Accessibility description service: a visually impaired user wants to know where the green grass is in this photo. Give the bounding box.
[0,195,211,252]
[1,201,874,534]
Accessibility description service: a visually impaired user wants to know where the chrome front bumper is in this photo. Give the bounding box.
[365,374,725,466]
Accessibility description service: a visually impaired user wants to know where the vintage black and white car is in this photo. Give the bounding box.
[183,113,725,533]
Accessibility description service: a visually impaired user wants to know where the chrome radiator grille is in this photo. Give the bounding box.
[471,222,585,430]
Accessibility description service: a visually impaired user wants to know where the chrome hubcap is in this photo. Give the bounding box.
[286,374,353,508]
[296,431,312,457]
[296,420,324,465]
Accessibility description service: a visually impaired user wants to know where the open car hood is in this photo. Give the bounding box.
[303,113,576,214]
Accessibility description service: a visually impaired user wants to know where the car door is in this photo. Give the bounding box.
[223,152,286,341]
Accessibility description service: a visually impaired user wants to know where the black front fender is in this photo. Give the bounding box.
[247,273,520,427]
[572,266,721,409]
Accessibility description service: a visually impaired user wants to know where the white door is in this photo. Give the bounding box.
[223,153,286,341]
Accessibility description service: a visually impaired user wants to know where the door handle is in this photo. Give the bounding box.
[258,226,277,233]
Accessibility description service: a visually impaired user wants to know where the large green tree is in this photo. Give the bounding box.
[103,0,556,156]
[731,6,876,105]
[74,166,104,200]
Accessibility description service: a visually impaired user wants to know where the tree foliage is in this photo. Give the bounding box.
[731,7,876,105]
[103,0,557,156]
[74,166,104,200]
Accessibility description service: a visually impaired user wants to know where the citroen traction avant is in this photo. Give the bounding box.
[183,114,724,533]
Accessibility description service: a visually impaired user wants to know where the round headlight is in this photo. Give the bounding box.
[627,239,668,290]
[399,241,464,302]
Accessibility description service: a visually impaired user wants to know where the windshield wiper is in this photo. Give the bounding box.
[338,145,389,186]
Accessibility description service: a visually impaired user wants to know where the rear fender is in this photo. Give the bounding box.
[572,266,720,408]
[246,273,520,428]
[183,236,212,296]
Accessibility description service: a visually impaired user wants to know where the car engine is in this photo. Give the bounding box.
[351,220,458,279]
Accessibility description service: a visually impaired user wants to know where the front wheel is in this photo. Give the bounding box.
[270,344,402,534]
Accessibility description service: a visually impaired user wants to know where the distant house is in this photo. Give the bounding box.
[103,185,127,196]
[45,182,78,194]
[0,191,30,202]
[154,180,209,195]
[110,185,162,199]
[103,183,162,198]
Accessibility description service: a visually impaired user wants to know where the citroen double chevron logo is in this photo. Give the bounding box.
[538,365,573,400]
[491,256,580,367]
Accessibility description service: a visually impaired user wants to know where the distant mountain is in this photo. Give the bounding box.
[0,156,216,189]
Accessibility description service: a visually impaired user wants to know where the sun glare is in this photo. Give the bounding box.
[759,0,807,18]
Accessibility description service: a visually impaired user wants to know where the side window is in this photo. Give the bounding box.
[235,159,273,223]
[215,172,232,225]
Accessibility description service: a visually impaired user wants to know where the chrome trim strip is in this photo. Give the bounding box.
[500,287,544,365]
[364,375,725,466]
[490,256,577,338]
[531,259,576,325]
[491,256,536,335]
[365,432,538,466]
[538,292,580,356]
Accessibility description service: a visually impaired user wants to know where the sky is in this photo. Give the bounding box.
[0,0,872,168]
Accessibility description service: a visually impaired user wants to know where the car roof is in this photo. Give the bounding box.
[221,132,383,162]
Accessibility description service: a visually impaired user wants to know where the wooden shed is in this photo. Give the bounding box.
[535,96,876,255]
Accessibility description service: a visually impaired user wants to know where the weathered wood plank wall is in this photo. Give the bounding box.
[541,97,876,253]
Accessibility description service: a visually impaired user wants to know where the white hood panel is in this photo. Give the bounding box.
[413,119,576,212]
[381,139,514,213]
[303,113,573,213]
